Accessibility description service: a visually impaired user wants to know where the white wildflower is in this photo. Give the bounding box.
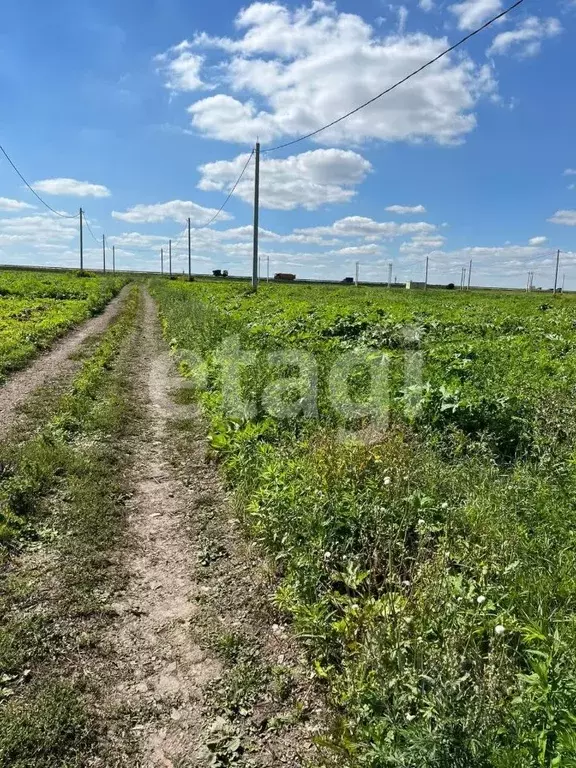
[441,502,449,509]
[324,551,331,561]
[405,713,416,722]
[477,596,486,605]
[384,476,392,486]
[495,624,505,636]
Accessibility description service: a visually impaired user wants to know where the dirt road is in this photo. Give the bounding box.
[0,285,129,437]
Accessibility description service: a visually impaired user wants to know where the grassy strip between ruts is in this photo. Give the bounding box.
[0,285,140,767]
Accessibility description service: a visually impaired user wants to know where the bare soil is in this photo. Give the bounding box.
[0,285,130,437]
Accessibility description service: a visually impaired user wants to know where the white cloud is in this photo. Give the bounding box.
[331,244,383,256]
[528,236,547,246]
[564,169,576,176]
[32,178,111,198]
[155,42,206,91]
[548,210,576,226]
[385,204,426,214]
[294,215,437,239]
[488,17,562,58]
[111,200,234,224]
[419,0,434,11]
[400,234,446,252]
[164,1,497,147]
[198,148,371,210]
[449,0,502,31]
[0,214,77,245]
[0,197,35,212]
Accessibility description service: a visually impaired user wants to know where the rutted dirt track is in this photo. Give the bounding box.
[100,289,319,766]
[0,285,130,437]
[104,290,222,765]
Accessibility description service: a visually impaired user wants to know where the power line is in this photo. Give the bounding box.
[197,149,255,229]
[83,215,101,245]
[0,141,79,219]
[262,0,525,154]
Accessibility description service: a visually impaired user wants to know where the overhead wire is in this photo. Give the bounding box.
[83,215,101,245]
[0,141,80,218]
[196,149,255,230]
[262,0,525,154]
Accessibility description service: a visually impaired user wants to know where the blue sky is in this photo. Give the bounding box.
[0,0,575,287]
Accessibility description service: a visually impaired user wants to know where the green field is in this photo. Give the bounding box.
[152,279,576,766]
[0,270,127,381]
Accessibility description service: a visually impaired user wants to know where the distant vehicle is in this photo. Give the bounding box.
[274,273,296,281]
[341,277,354,284]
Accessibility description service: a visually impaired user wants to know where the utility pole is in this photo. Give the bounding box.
[424,256,429,291]
[102,234,106,274]
[388,262,393,289]
[188,218,192,282]
[252,141,261,290]
[161,247,164,276]
[79,208,84,271]
[169,239,172,279]
[112,245,116,274]
[267,252,270,282]
[554,249,560,295]
[355,261,360,287]
[562,273,566,293]
[468,260,472,290]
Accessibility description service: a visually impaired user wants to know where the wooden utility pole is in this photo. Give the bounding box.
[562,273,566,293]
[355,261,360,287]
[161,247,164,276]
[424,256,429,291]
[554,249,560,295]
[187,218,192,281]
[388,262,393,289]
[252,142,261,290]
[79,208,84,271]
[112,245,116,274]
[102,234,106,274]
[468,260,472,290]
[267,252,270,282]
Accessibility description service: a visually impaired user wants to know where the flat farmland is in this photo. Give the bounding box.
[0,270,126,380]
[152,278,576,767]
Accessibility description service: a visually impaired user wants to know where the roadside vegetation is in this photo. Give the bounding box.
[0,269,127,381]
[0,286,139,766]
[152,278,576,767]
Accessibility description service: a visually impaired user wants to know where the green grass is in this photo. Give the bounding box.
[151,278,576,767]
[0,269,128,382]
[0,286,140,766]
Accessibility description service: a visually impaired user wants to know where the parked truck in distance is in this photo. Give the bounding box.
[274,273,296,281]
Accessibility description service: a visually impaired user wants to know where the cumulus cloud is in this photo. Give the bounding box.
[32,178,111,198]
[331,244,383,256]
[160,1,497,147]
[488,17,562,58]
[155,42,206,91]
[0,214,77,245]
[419,0,434,11]
[548,210,576,226]
[528,236,547,246]
[449,0,502,31]
[564,169,576,176]
[111,200,234,224]
[198,149,371,210]
[0,197,35,212]
[385,204,426,214]
[294,215,437,239]
[400,234,447,252]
